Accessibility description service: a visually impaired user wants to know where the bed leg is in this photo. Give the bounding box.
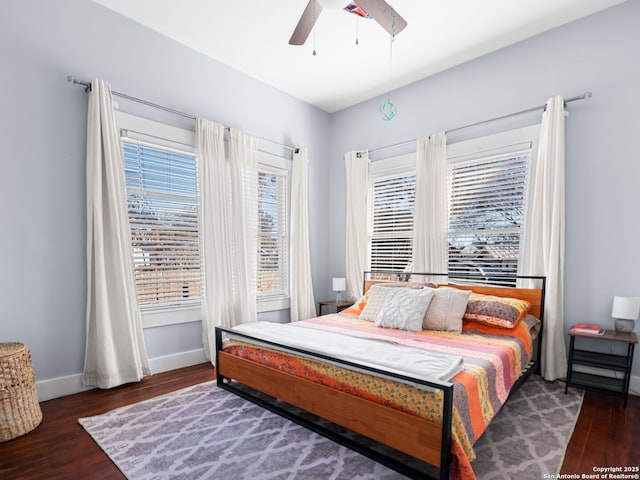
[215,327,224,386]
[440,384,453,480]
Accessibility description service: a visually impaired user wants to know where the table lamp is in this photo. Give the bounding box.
[611,296,640,333]
[333,277,346,303]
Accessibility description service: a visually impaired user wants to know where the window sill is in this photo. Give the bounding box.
[142,305,201,329]
[257,296,290,313]
[141,298,291,327]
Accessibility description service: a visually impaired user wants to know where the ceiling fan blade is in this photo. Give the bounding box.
[289,0,323,45]
[356,0,408,36]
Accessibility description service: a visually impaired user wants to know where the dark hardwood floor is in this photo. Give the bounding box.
[0,363,215,480]
[0,363,637,479]
[560,389,639,474]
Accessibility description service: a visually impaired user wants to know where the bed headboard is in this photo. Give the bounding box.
[363,271,546,321]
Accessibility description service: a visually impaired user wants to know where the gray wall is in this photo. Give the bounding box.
[329,1,640,377]
[0,0,331,384]
[2,0,639,390]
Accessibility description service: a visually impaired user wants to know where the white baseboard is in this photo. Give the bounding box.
[36,373,94,402]
[35,348,208,402]
[630,375,640,396]
[148,348,208,375]
[34,349,640,402]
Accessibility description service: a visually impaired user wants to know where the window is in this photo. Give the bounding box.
[368,173,416,272]
[366,126,538,285]
[446,126,537,284]
[256,155,290,311]
[122,139,201,311]
[116,113,291,322]
[116,112,200,327]
[367,153,416,274]
[447,150,530,285]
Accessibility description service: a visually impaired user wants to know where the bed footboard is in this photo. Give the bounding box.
[215,327,454,480]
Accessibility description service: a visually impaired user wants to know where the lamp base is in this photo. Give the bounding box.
[614,318,635,333]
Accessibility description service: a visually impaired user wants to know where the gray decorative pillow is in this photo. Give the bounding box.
[374,288,435,332]
[359,285,397,321]
[523,314,541,338]
[423,287,471,333]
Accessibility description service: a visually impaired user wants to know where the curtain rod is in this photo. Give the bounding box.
[367,91,592,155]
[67,76,298,152]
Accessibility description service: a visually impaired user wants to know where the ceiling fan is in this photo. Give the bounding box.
[289,0,408,46]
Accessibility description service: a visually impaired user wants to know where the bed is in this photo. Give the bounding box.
[215,272,546,480]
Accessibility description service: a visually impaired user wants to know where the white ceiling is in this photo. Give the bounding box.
[93,0,625,113]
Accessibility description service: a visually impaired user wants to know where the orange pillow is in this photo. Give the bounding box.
[339,292,369,317]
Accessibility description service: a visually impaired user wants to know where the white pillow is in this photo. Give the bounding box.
[422,287,471,332]
[374,288,435,332]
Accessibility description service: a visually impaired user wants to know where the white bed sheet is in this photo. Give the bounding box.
[231,321,464,385]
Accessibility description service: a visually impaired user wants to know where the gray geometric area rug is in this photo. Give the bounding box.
[471,375,583,480]
[79,375,583,480]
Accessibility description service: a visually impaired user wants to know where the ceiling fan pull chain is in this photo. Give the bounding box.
[355,16,359,45]
[380,8,397,122]
[313,0,318,55]
[313,27,317,55]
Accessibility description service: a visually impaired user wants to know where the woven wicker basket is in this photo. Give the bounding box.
[0,343,43,442]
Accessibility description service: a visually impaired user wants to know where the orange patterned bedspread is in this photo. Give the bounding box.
[223,314,535,480]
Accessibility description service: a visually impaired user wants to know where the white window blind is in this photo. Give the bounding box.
[368,173,416,273]
[256,168,288,300]
[447,150,530,285]
[365,127,536,285]
[122,139,201,310]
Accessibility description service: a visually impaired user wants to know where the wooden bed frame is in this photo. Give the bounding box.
[215,272,546,480]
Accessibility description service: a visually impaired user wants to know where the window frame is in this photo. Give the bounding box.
[116,112,201,328]
[255,151,291,313]
[366,153,416,274]
[116,112,292,324]
[447,126,538,284]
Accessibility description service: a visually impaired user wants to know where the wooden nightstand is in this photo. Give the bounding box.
[565,328,637,406]
[318,300,352,316]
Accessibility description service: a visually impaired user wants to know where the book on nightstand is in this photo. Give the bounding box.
[569,324,605,335]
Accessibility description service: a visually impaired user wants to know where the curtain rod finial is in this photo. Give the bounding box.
[583,91,592,100]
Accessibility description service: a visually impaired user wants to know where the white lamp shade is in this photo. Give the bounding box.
[318,0,350,10]
[332,277,346,292]
[611,296,640,320]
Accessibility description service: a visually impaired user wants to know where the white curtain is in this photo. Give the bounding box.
[84,79,150,388]
[197,121,258,361]
[228,128,258,325]
[290,147,317,321]
[412,132,448,276]
[345,151,369,300]
[197,118,230,360]
[520,96,566,381]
